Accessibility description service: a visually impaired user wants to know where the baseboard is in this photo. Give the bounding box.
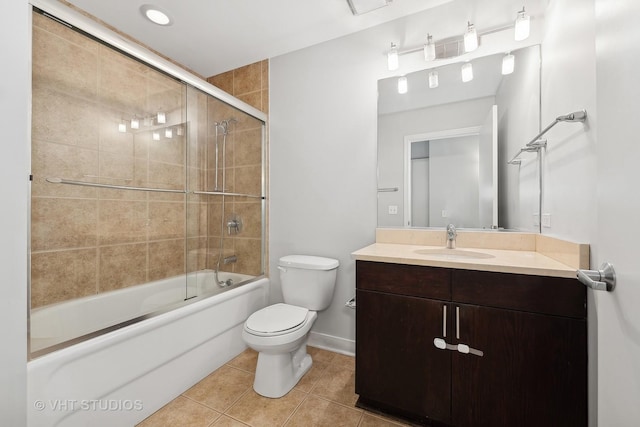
[308,331,355,356]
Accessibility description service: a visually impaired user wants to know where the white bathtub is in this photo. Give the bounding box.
[27,271,269,427]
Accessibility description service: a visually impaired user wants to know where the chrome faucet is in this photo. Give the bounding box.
[446,224,457,249]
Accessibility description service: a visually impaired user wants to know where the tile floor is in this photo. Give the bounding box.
[137,346,411,427]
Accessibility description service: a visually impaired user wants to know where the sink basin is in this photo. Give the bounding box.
[414,248,495,260]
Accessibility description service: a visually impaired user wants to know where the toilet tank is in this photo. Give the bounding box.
[278,255,339,311]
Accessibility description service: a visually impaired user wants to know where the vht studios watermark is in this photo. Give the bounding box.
[33,399,144,412]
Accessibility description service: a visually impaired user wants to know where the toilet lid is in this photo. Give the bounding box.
[246,303,309,335]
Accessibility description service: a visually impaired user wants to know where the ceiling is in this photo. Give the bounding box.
[64,0,544,78]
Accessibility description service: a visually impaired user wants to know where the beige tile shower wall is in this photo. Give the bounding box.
[207,61,269,277]
[30,13,205,308]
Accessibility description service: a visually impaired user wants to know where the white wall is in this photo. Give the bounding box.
[0,1,30,425]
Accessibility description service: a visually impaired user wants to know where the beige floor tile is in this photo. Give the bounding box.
[285,395,363,427]
[182,365,253,412]
[358,412,412,427]
[226,388,306,427]
[294,360,329,393]
[307,346,337,364]
[331,353,355,371]
[227,348,258,373]
[311,365,359,407]
[136,396,220,427]
[211,414,251,426]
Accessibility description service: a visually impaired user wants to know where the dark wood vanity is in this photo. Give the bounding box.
[355,260,587,427]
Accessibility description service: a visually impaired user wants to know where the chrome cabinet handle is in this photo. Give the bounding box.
[454,306,484,357]
[434,305,457,351]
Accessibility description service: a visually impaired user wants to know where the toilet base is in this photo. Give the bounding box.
[253,344,312,398]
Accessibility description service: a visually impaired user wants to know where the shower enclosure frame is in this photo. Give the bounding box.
[27,0,268,358]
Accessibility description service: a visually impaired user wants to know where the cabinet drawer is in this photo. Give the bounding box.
[452,270,586,319]
[356,261,451,300]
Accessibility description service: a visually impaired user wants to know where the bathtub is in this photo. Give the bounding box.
[27,270,269,427]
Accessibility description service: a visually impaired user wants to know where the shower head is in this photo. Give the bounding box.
[556,110,587,122]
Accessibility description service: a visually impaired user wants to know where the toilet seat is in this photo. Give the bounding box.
[245,303,310,337]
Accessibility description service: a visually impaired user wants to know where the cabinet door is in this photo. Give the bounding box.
[356,289,452,424]
[452,304,587,427]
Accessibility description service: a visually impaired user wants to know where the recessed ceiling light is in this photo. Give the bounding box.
[140,5,172,26]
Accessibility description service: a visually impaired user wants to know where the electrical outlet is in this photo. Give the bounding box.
[533,213,540,226]
[388,205,398,215]
[541,213,551,228]
[442,210,448,218]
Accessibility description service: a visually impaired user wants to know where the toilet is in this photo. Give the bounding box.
[242,255,339,398]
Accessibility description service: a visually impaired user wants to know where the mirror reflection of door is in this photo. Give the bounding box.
[404,105,497,229]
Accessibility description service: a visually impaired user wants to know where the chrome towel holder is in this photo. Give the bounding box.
[508,110,587,165]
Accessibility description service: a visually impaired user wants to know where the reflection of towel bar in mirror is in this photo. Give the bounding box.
[377,187,399,192]
[508,110,587,165]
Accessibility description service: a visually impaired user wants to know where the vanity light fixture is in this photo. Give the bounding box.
[502,53,515,75]
[152,131,160,141]
[118,120,127,133]
[157,111,166,124]
[140,5,172,26]
[428,71,439,88]
[461,62,474,82]
[387,43,399,71]
[424,34,436,61]
[514,8,530,41]
[397,76,408,94]
[130,116,140,129]
[464,22,478,52]
[165,127,173,139]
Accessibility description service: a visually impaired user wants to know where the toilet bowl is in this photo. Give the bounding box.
[242,255,339,398]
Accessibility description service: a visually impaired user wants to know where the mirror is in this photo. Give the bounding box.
[377,45,541,231]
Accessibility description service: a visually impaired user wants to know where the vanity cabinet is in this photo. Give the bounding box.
[355,261,587,427]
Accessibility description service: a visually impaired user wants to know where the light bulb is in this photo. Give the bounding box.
[152,131,160,141]
[130,117,140,129]
[461,62,473,82]
[464,22,478,52]
[397,76,408,94]
[424,34,436,61]
[428,71,439,89]
[118,120,126,133]
[514,8,530,41]
[502,53,515,75]
[157,111,166,124]
[387,43,399,71]
[165,127,173,139]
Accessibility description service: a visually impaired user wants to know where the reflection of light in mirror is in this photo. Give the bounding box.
[387,43,399,70]
[130,117,139,129]
[152,131,160,141]
[461,62,473,82]
[464,22,478,52]
[514,8,531,41]
[424,34,436,61]
[118,120,126,133]
[398,76,408,94]
[165,127,173,138]
[502,53,515,75]
[428,71,439,88]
